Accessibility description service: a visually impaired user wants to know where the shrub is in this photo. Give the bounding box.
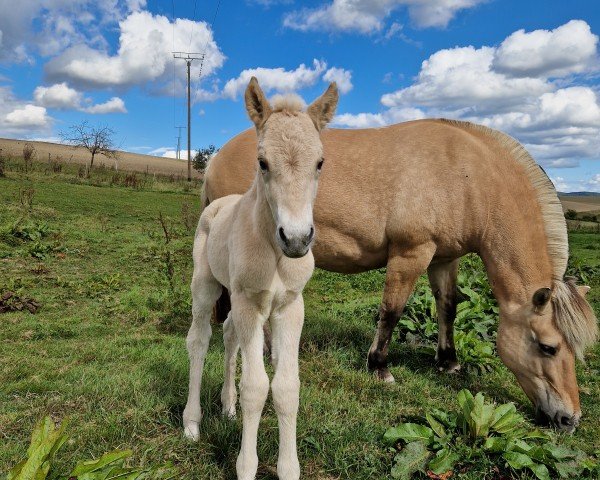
[22,143,36,173]
[385,390,599,479]
[6,416,175,480]
[0,148,5,177]
[564,209,577,220]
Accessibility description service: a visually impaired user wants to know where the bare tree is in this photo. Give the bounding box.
[60,121,119,168]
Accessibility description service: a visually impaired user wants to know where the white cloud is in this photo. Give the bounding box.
[334,107,425,128]
[341,20,600,167]
[5,105,51,128]
[0,0,142,62]
[84,97,127,114]
[323,67,353,93]
[33,82,127,114]
[493,20,599,78]
[45,10,225,90]
[222,59,327,99]
[34,82,82,109]
[283,0,485,34]
[149,147,198,160]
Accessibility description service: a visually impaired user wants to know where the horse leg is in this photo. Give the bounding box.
[233,295,270,480]
[183,234,222,440]
[367,243,436,382]
[428,259,460,373]
[270,297,304,480]
[221,312,239,418]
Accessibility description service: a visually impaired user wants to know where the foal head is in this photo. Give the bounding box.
[497,280,598,432]
[244,77,338,258]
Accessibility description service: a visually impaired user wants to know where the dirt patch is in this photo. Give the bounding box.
[0,291,41,313]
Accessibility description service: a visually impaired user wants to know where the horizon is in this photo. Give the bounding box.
[0,0,599,192]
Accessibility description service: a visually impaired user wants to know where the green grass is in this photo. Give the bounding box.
[1,165,599,479]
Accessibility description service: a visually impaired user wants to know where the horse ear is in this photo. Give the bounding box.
[532,287,552,312]
[577,285,591,297]
[245,77,272,129]
[307,82,339,131]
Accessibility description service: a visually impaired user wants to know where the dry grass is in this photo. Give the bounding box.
[559,195,600,213]
[0,138,201,178]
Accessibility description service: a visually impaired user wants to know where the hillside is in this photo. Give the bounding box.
[0,137,201,178]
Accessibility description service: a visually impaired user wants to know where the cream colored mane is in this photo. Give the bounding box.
[270,93,306,114]
[441,119,598,359]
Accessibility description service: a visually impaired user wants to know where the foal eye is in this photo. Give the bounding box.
[539,343,557,356]
[317,158,324,171]
[258,158,268,172]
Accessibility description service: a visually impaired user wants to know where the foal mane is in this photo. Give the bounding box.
[439,119,598,359]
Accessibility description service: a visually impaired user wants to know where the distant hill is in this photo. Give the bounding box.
[0,137,201,178]
[559,192,600,196]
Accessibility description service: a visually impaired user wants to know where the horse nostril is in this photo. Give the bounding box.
[307,227,314,243]
[560,415,574,427]
[278,227,288,244]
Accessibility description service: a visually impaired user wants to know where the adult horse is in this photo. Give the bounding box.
[202,119,598,431]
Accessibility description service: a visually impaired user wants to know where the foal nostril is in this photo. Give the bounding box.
[278,227,288,245]
[304,227,314,245]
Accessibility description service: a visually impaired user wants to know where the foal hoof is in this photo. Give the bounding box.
[183,420,200,441]
[437,360,461,374]
[221,405,237,419]
[374,368,395,383]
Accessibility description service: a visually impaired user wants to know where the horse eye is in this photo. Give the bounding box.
[317,158,324,171]
[258,158,268,172]
[539,343,557,356]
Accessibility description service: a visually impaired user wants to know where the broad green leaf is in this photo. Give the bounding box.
[6,460,27,480]
[543,444,577,461]
[428,448,459,475]
[429,409,456,429]
[483,437,507,453]
[27,418,53,457]
[504,451,535,470]
[390,442,431,480]
[469,392,494,437]
[529,463,551,480]
[384,424,434,445]
[490,403,523,434]
[522,428,550,441]
[15,426,68,480]
[555,461,583,478]
[511,439,534,454]
[70,450,132,476]
[425,413,446,438]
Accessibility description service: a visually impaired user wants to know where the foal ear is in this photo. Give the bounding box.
[532,287,552,312]
[307,82,339,131]
[577,285,591,297]
[245,77,272,130]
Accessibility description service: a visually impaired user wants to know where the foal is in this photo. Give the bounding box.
[183,77,338,480]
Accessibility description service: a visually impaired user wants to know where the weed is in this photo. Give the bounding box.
[19,187,35,213]
[180,201,197,233]
[385,390,599,479]
[22,143,36,173]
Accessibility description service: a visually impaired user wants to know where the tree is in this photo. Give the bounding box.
[564,209,577,220]
[192,145,217,172]
[60,121,119,168]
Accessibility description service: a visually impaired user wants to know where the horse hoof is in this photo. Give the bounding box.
[374,368,395,383]
[222,406,237,419]
[438,361,461,373]
[183,421,200,441]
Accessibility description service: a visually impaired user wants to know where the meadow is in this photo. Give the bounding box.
[0,158,599,479]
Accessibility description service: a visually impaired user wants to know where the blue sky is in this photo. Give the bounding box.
[0,0,599,191]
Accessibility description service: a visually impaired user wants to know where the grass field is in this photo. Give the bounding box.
[0,137,201,178]
[1,163,599,479]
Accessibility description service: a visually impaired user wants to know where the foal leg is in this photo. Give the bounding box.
[183,244,222,440]
[233,295,270,480]
[367,243,436,382]
[428,259,460,373]
[270,297,304,480]
[221,312,240,418]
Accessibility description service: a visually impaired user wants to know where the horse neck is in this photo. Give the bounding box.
[479,217,554,310]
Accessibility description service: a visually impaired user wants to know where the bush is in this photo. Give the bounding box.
[6,416,175,480]
[564,209,577,220]
[385,390,599,479]
[22,143,36,173]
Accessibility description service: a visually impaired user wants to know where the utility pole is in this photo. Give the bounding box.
[175,126,185,160]
[173,52,204,182]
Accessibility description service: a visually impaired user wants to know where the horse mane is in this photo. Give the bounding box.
[438,119,598,359]
[270,94,305,114]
